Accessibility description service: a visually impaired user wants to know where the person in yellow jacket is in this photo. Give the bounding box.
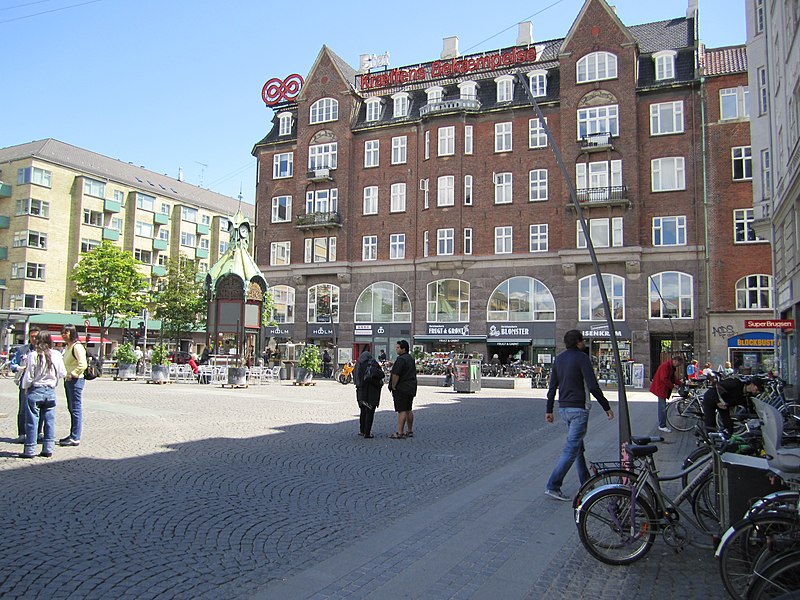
[60,324,87,447]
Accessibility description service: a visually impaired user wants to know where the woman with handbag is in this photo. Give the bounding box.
[19,331,67,458]
[60,324,87,447]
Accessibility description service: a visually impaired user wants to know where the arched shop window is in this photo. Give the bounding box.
[427,279,469,322]
[487,276,556,321]
[307,283,339,323]
[354,282,412,323]
[649,272,693,318]
[578,274,625,321]
[270,285,295,323]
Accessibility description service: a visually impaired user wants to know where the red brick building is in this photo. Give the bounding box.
[252,0,772,379]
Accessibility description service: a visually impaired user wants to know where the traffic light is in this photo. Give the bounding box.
[138,321,145,337]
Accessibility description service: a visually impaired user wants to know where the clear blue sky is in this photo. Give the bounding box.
[2,0,746,203]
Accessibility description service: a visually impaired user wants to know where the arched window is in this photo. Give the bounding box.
[458,81,478,100]
[307,283,340,323]
[270,285,295,323]
[425,86,444,104]
[653,50,677,81]
[494,75,515,102]
[365,97,383,122]
[578,274,625,321]
[487,277,555,322]
[427,279,469,322]
[354,282,412,323]
[649,272,693,318]
[736,274,773,309]
[392,92,410,118]
[278,112,293,136]
[576,51,618,83]
[309,98,339,124]
[527,70,548,97]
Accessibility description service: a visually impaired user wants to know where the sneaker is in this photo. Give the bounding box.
[545,489,570,502]
[658,426,673,433]
[59,438,80,447]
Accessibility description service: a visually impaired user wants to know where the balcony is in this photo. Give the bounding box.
[0,183,11,198]
[154,213,169,226]
[196,247,209,259]
[307,168,333,182]
[0,247,7,261]
[196,223,210,236]
[102,228,120,241]
[0,216,9,229]
[571,186,630,209]
[419,98,481,117]
[104,199,122,213]
[295,211,343,230]
[152,265,167,277]
[580,132,613,152]
[153,238,168,251]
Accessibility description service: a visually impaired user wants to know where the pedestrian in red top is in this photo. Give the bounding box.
[650,354,684,433]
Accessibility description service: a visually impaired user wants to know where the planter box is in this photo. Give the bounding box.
[117,363,137,380]
[227,367,247,387]
[151,364,170,383]
[295,368,314,384]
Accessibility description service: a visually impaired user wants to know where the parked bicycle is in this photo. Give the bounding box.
[334,361,354,385]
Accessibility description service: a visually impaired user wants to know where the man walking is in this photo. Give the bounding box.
[545,329,614,501]
[388,340,417,439]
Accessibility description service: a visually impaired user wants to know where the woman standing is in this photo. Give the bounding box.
[354,349,382,439]
[60,324,87,447]
[19,331,67,458]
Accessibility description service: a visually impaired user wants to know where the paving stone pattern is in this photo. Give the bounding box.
[0,379,728,599]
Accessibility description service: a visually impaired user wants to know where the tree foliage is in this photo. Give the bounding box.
[261,286,277,328]
[70,241,149,359]
[152,254,206,344]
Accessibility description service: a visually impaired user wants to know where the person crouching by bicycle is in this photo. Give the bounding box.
[650,354,684,433]
[702,377,765,435]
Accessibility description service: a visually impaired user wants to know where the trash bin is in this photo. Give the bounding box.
[453,358,482,393]
[719,452,786,529]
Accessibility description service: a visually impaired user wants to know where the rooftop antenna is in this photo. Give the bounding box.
[195,161,208,187]
[237,182,243,211]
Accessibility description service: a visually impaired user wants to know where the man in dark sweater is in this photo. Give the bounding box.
[545,329,614,501]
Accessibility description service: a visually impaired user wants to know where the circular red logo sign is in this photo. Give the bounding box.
[262,74,304,106]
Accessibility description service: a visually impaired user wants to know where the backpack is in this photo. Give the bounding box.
[364,358,384,387]
[84,355,101,380]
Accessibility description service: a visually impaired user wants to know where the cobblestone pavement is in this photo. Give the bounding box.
[0,378,728,599]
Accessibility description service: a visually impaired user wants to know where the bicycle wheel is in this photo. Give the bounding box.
[0,362,9,378]
[746,548,800,599]
[717,513,798,600]
[691,472,720,536]
[667,398,701,432]
[576,486,657,565]
[573,470,657,514]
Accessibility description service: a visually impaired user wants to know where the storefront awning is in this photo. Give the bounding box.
[414,335,487,342]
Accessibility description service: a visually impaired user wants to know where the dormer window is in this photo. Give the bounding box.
[365,98,383,122]
[458,81,478,100]
[495,75,515,102]
[392,92,410,118]
[426,86,444,104]
[310,97,339,124]
[653,50,677,81]
[528,70,548,98]
[278,112,293,136]
[576,51,618,84]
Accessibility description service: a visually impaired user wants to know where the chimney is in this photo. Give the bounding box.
[178,167,184,182]
[441,36,459,59]
[517,21,534,46]
[686,0,698,19]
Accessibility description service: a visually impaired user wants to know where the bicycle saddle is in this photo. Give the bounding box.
[627,444,658,458]
[631,435,664,445]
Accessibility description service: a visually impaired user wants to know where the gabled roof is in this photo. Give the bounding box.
[560,0,637,55]
[0,139,252,217]
[700,45,748,76]
[297,45,357,105]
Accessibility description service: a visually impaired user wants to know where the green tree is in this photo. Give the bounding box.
[152,254,206,345]
[70,241,149,360]
[261,286,277,328]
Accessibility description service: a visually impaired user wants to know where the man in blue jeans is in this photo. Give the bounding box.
[544,329,614,501]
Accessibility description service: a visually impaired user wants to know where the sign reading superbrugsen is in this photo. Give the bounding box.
[745,319,795,329]
[358,46,541,91]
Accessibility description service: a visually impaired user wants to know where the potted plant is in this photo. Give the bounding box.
[150,344,170,383]
[296,344,321,383]
[227,347,248,387]
[115,342,137,380]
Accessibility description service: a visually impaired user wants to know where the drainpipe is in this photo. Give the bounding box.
[699,77,712,365]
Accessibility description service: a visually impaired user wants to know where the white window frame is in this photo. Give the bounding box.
[734,208,762,243]
[83,178,106,198]
[758,67,769,114]
[577,217,623,248]
[424,130,430,160]
[270,241,291,266]
[180,231,196,247]
[649,272,694,318]
[438,126,455,156]
[420,178,429,209]
[494,226,513,254]
[720,87,750,120]
[529,224,548,252]
[494,172,513,204]
[650,101,684,135]
[436,228,454,256]
[652,216,687,246]
[464,125,474,154]
[529,118,547,148]
[754,0,765,34]
[464,175,473,206]
[423,230,429,257]
[389,233,405,259]
[362,235,378,261]
[528,70,547,97]
[304,237,337,263]
[495,122,513,152]
[305,188,338,214]
[653,50,677,81]
[529,169,548,202]
[651,157,686,192]
[425,86,444,104]
[365,98,382,122]
[577,105,619,139]
[576,160,622,199]
[576,51,618,83]
[495,75,514,102]
[273,152,293,179]
[181,206,198,223]
[579,274,625,321]
[278,112,293,136]
[736,274,773,309]
[309,97,338,124]
[392,92,410,118]
[437,176,455,207]
[363,186,378,215]
[458,81,478,100]
[271,196,292,223]
[464,228,473,255]
[761,148,772,198]
[364,140,380,168]
[390,183,406,213]
[732,146,753,181]
[391,136,407,164]
[308,142,338,171]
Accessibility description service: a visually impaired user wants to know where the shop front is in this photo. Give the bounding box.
[353,322,413,362]
[581,322,632,383]
[414,323,486,356]
[485,322,556,366]
[265,324,295,367]
[728,331,776,374]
